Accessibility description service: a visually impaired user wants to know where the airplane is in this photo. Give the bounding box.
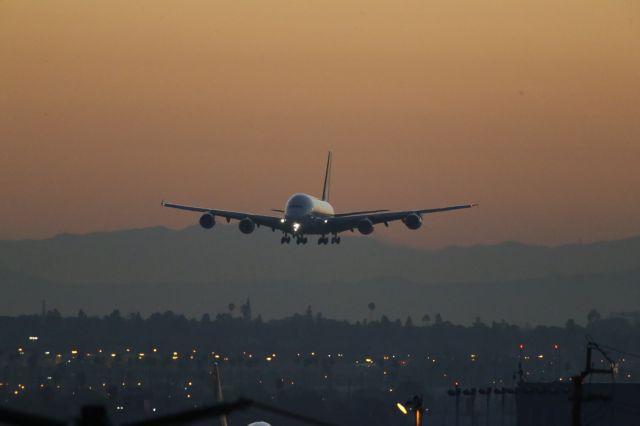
[162,152,477,245]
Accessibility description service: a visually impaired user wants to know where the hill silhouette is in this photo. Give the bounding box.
[0,225,638,324]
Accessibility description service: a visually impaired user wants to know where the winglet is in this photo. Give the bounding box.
[322,151,332,202]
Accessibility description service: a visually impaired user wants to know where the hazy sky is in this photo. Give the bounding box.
[1,1,639,248]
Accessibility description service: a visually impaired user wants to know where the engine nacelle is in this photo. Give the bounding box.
[357,218,374,235]
[404,213,422,230]
[199,213,215,229]
[238,217,256,234]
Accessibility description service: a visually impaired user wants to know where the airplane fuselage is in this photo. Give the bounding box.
[283,193,335,235]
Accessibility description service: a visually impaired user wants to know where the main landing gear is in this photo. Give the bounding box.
[317,234,341,245]
[280,235,291,244]
[282,233,340,245]
[282,233,308,245]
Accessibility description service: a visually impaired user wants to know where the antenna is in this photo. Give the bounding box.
[570,336,615,426]
[321,151,332,202]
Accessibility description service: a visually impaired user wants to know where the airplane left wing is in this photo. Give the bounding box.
[161,201,286,230]
[327,203,478,233]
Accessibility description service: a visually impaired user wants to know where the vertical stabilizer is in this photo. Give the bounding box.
[322,151,332,202]
[213,363,229,426]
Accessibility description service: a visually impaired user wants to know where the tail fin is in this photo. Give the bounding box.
[322,151,332,202]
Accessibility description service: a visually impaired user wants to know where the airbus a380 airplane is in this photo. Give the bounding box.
[162,152,477,245]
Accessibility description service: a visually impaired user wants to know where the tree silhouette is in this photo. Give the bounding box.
[240,297,252,321]
[435,313,443,325]
[228,303,236,316]
[422,314,431,326]
[367,302,376,322]
[405,316,414,328]
[587,308,601,323]
[305,305,313,320]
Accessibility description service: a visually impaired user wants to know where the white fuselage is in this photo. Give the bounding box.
[283,193,334,235]
[285,193,334,219]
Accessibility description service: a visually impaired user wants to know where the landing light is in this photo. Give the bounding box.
[292,222,301,232]
[396,402,408,415]
[280,218,286,223]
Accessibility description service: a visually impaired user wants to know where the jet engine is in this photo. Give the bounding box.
[199,213,215,229]
[404,213,422,230]
[239,217,256,234]
[357,218,374,235]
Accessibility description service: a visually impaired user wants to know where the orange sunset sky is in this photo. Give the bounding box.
[1,1,639,248]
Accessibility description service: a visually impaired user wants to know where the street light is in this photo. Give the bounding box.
[447,384,462,426]
[395,395,424,426]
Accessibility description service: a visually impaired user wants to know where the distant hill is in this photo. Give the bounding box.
[0,225,639,324]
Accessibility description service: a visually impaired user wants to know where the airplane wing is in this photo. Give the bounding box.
[332,209,389,217]
[328,203,478,233]
[161,201,286,230]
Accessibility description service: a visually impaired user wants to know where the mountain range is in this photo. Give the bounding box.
[0,225,638,325]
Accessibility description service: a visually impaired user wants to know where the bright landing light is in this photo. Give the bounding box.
[292,222,301,232]
[396,402,408,415]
